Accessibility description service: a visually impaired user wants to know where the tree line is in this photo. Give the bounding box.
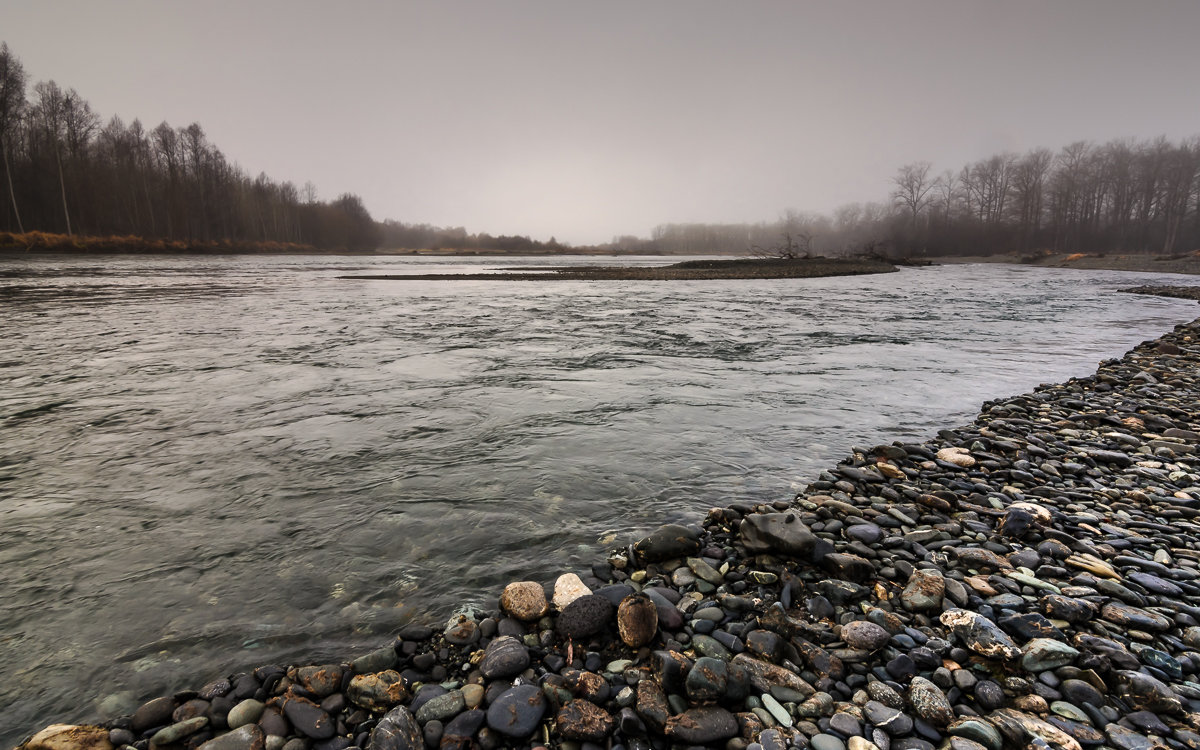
[610,137,1200,260]
[0,42,592,255]
[0,43,384,251]
[891,137,1200,257]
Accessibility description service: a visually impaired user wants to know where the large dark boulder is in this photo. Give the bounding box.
[634,524,701,562]
[738,513,817,558]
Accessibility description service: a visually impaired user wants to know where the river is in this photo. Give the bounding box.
[0,254,1196,741]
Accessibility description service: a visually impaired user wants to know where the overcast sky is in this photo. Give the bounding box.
[3,1,1198,245]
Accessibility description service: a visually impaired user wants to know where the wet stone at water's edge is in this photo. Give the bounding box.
[20,307,1200,750]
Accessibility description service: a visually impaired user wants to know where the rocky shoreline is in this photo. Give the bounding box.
[19,290,1200,750]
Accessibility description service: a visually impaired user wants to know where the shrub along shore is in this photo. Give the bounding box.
[18,290,1200,750]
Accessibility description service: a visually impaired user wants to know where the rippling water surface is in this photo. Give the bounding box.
[1,254,1197,740]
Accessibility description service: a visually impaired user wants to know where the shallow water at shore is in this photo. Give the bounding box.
[0,255,1197,740]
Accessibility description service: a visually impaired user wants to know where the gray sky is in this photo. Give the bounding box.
[3,1,1198,245]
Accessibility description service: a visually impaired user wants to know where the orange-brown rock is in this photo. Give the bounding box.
[499,580,549,621]
[617,593,659,648]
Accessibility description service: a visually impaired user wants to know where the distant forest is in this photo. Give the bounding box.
[1,41,1197,257]
[624,136,1200,259]
[0,43,566,254]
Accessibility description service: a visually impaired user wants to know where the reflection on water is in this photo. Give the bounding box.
[0,254,1196,740]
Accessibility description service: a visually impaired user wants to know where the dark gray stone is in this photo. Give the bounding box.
[634,524,701,562]
[557,594,614,640]
[196,725,265,750]
[486,684,546,738]
[283,699,335,739]
[370,706,424,750]
[478,636,530,680]
[665,706,739,744]
[738,513,817,558]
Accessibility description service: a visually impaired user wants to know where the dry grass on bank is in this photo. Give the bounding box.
[0,231,322,255]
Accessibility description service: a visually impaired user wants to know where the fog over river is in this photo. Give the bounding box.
[1,255,1197,740]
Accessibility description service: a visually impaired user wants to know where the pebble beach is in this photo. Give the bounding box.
[18,289,1200,750]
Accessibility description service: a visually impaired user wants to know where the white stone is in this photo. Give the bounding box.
[20,725,113,750]
[552,572,591,609]
[936,446,975,467]
[1008,501,1051,525]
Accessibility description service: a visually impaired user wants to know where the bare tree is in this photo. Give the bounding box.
[0,43,26,233]
[892,161,935,225]
[30,81,75,234]
[1010,148,1052,251]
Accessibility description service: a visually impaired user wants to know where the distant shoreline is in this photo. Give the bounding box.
[5,232,1200,278]
[337,256,899,281]
[940,252,1200,276]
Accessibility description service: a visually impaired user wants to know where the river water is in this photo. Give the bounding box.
[1,254,1197,740]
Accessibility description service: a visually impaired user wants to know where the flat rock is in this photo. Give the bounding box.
[1100,602,1172,631]
[823,552,875,581]
[664,706,739,744]
[988,709,1082,750]
[1021,638,1079,672]
[1114,670,1183,713]
[953,547,1014,571]
[196,726,264,750]
[1104,725,1155,750]
[18,725,113,750]
[1041,594,1097,623]
[132,697,176,732]
[863,701,912,736]
[634,524,701,562]
[485,684,546,738]
[150,717,208,746]
[738,513,817,558]
[941,609,1021,661]
[902,569,945,612]
[414,690,465,725]
[282,698,334,740]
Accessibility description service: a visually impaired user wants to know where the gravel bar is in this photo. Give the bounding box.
[336,258,897,281]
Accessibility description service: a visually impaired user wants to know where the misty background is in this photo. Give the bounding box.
[1,0,1199,246]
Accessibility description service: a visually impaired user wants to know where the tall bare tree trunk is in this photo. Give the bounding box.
[1,138,23,233]
[55,145,72,236]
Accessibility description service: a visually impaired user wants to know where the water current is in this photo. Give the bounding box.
[1,254,1198,741]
